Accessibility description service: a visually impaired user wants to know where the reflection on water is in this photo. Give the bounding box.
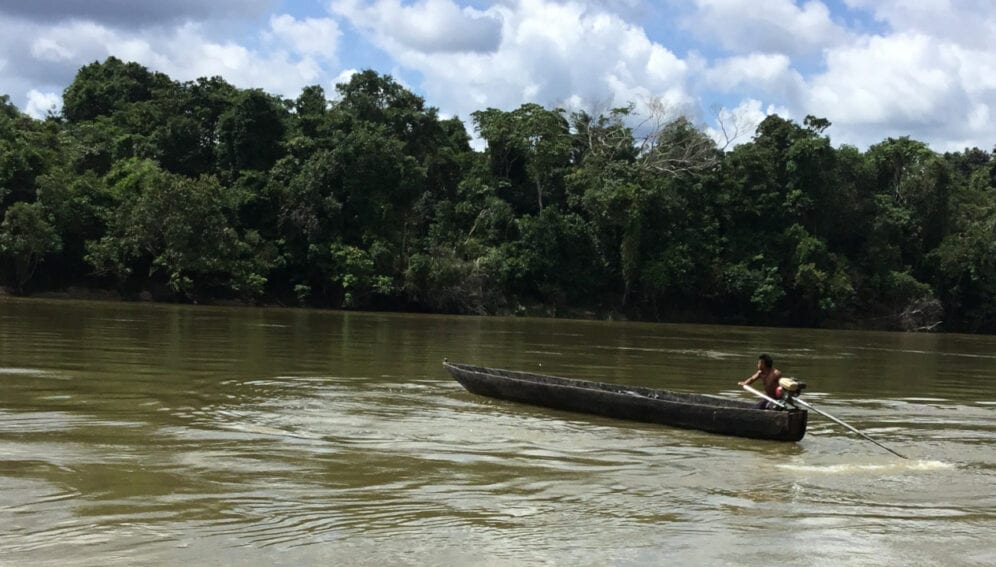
[0,297,994,566]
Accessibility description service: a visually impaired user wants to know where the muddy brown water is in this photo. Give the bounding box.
[1,298,993,565]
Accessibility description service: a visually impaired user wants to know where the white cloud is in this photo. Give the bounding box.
[844,0,996,49]
[6,15,345,106]
[950,46,996,98]
[4,0,996,153]
[157,23,330,96]
[25,89,62,118]
[331,0,502,53]
[967,103,989,132]
[807,34,957,124]
[673,0,996,150]
[332,0,696,126]
[795,31,996,149]
[30,21,121,63]
[686,0,849,56]
[31,37,75,62]
[0,0,275,27]
[704,52,799,95]
[268,14,341,59]
[328,68,359,96]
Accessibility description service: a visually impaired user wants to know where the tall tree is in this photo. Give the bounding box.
[473,103,572,213]
[62,57,171,123]
[1,96,62,208]
[217,89,287,175]
[86,159,271,301]
[0,202,62,291]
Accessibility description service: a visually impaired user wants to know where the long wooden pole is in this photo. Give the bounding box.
[791,397,909,460]
[741,384,908,460]
[741,383,789,409]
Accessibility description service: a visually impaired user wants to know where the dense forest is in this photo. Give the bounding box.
[1,57,994,332]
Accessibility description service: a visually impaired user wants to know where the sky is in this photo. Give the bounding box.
[2,0,995,152]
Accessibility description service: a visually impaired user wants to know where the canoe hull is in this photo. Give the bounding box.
[445,362,807,442]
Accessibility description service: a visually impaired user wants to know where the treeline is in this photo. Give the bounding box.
[1,57,994,332]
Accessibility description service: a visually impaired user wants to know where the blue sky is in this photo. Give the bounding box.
[2,0,995,151]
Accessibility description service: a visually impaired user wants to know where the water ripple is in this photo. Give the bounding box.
[1,298,994,566]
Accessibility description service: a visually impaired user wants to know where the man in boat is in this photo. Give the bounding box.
[739,354,782,409]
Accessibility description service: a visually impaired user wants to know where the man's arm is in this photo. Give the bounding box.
[739,370,761,386]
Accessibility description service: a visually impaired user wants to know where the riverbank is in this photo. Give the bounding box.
[2,283,961,335]
[1,284,630,321]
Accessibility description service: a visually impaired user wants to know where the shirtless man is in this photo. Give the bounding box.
[739,354,782,409]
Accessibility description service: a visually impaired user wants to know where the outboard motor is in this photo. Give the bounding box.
[775,377,806,408]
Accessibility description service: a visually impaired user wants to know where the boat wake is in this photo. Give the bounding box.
[776,460,954,474]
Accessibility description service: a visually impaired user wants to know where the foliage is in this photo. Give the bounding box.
[62,57,172,123]
[0,202,62,291]
[0,58,994,333]
[217,89,287,175]
[85,159,271,301]
[473,103,572,214]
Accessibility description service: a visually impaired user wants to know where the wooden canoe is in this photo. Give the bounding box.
[444,362,807,442]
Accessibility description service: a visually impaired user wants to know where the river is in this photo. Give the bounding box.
[0,297,993,566]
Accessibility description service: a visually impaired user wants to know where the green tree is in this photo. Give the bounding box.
[503,206,605,308]
[333,70,436,154]
[928,165,996,332]
[564,108,638,301]
[473,103,573,213]
[34,168,113,286]
[713,115,860,324]
[1,95,63,208]
[62,57,171,123]
[294,85,328,139]
[0,202,62,291]
[86,159,271,301]
[217,89,287,175]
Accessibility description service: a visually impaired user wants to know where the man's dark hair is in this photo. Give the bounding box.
[758,354,774,368]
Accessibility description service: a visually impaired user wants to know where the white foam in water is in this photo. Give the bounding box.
[777,460,955,474]
[0,367,47,375]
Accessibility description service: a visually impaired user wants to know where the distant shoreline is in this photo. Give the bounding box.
[2,286,964,335]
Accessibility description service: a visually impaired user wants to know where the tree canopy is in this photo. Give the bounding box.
[1,58,994,333]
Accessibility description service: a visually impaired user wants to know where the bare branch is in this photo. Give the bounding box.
[710,104,757,151]
[633,96,719,176]
[562,95,758,176]
[564,99,636,163]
